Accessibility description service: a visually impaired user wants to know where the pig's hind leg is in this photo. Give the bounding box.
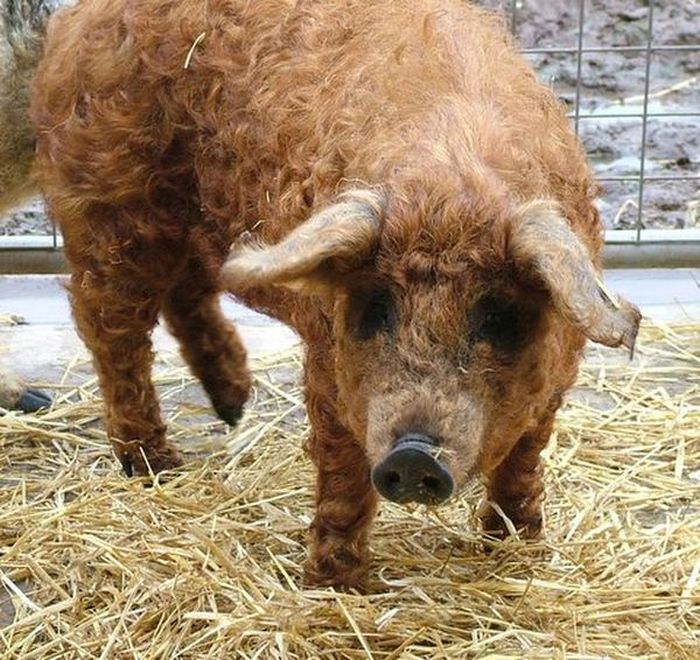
[162,232,251,427]
[303,341,378,590]
[66,262,182,477]
[480,414,555,542]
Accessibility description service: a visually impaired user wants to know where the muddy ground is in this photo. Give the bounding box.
[2,0,699,236]
[487,0,700,230]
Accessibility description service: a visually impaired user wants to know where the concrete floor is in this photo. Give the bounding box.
[1,270,699,384]
[0,275,298,384]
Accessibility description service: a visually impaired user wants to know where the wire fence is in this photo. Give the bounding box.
[1,0,699,265]
[505,0,700,246]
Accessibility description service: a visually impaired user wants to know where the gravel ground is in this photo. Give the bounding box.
[2,0,699,235]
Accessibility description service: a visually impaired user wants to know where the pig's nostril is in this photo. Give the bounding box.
[421,475,442,493]
[385,471,401,487]
[372,462,407,502]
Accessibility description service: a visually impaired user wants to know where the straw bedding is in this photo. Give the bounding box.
[1,322,698,658]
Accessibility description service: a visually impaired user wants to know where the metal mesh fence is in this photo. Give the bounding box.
[502,0,700,244]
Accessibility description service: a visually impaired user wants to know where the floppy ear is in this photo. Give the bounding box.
[510,201,641,353]
[222,190,385,294]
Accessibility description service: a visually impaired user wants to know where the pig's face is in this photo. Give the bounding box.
[333,271,563,503]
[222,190,641,505]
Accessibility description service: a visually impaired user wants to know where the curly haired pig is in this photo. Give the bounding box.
[30,0,641,588]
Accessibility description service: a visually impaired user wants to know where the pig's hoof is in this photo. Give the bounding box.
[16,388,52,413]
[118,442,184,477]
[519,518,543,540]
[213,403,244,427]
[481,511,543,544]
[304,547,369,592]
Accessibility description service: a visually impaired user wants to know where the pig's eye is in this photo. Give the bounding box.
[353,288,394,341]
[470,296,523,352]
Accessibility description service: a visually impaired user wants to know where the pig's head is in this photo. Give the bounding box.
[222,187,641,505]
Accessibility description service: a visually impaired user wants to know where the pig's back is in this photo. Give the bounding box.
[34,0,598,248]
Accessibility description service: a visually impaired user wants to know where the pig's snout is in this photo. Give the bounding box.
[371,434,454,505]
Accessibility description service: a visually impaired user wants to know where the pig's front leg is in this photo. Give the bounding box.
[302,345,378,591]
[480,415,554,541]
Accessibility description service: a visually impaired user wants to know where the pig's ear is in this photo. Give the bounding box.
[222,190,385,295]
[510,200,641,353]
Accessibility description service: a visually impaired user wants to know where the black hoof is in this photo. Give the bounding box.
[214,404,244,427]
[120,456,134,477]
[118,446,183,478]
[17,388,52,413]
